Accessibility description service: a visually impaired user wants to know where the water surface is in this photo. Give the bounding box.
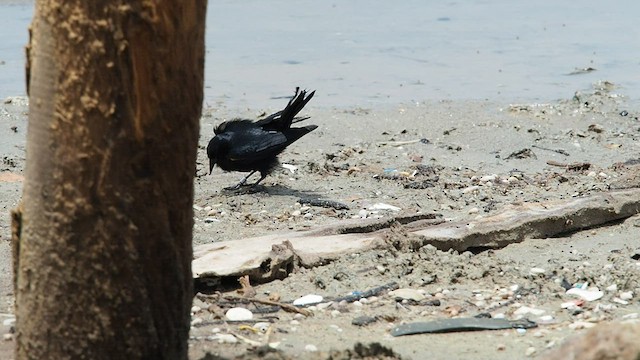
[2,1,638,108]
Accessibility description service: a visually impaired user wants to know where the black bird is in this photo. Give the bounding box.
[207,87,317,190]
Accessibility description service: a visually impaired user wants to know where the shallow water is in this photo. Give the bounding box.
[1,0,639,108]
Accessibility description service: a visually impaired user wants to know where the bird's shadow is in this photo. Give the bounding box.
[220,183,322,201]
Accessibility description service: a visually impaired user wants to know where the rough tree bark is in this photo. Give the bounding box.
[12,0,206,358]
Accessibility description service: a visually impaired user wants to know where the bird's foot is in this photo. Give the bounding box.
[223,184,242,191]
[223,182,263,192]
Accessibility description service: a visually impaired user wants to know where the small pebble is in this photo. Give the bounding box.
[353,300,363,307]
[330,309,341,318]
[514,306,545,316]
[358,209,368,218]
[389,288,426,302]
[529,267,546,275]
[525,347,536,357]
[588,124,604,133]
[305,344,318,352]
[479,174,497,182]
[2,318,15,327]
[496,344,506,351]
[569,321,597,330]
[303,212,313,219]
[290,320,300,325]
[291,210,302,217]
[3,334,12,341]
[210,333,238,344]
[468,207,479,214]
[376,265,387,274]
[462,185,480,194]
[191,306,201,314]
[606,284,618,292]
[225,307,254,321]
[561,301,582,310]
[316,302,332,310]
[620,291,634,301]
[537,315,555,324]
[191,317,203,326]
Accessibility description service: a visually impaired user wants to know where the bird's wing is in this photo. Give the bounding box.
[227,128,289,162]
[214,119,253,135]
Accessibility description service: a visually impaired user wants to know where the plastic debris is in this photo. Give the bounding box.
[369,203,401,211]
[566,287,604,301]
[293,294,323,306]
[281,163,298,173]
[391,318,537,336]
[514,306,546,316]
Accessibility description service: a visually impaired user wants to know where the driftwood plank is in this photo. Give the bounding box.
[192,233,381,279]
[416,188,640,251]
[193,188,640,282]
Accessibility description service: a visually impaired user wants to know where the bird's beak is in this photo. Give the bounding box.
[209,159,215,174]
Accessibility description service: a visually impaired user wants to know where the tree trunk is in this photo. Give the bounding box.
[13,0,206,358]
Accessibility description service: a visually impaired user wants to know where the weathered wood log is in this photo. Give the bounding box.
[193,188,640,284]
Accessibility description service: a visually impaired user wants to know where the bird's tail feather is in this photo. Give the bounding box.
[292,116,310,124]
[255,87,315,129]
[281,87,315,126]
[284,124,318,144]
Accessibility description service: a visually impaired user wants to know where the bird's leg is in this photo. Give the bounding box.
[250,172,268,188]
[225,171,257,190]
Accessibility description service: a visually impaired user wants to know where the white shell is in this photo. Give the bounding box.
[225,307,254,321]
[293,294,323,306]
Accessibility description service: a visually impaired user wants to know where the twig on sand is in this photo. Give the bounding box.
[223,296,313,317]
[547,160,591,171]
